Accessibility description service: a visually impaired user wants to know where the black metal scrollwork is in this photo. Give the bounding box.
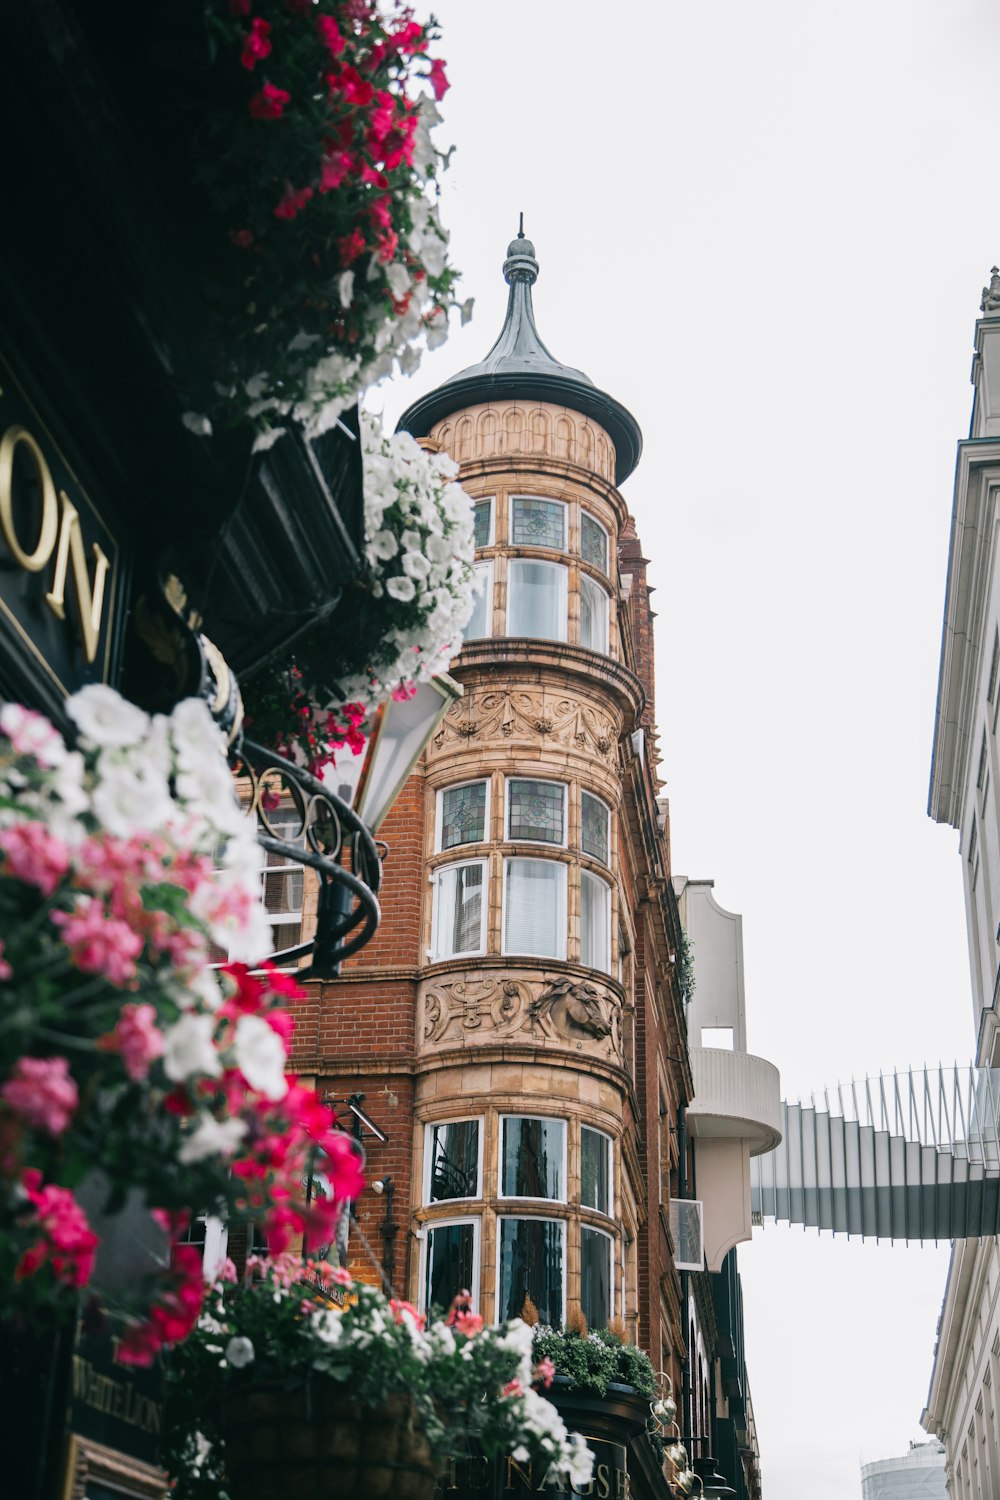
[235,739,383,979]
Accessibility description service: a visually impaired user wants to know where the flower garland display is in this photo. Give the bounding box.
[244,412,476,772]
[164,1260,595,1498]
[192,0,471,447]
[0,688,363,1361]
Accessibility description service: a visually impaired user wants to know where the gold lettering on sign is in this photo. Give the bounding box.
[45,491,110,664]
[0,424,58,570]
[70,1355,163,1434]
[0,423,111,663]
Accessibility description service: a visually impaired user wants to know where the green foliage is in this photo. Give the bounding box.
[677,928,696,1001]
[531,1326,657,1398]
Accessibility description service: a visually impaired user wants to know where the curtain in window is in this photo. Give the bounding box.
[580,1227,612,1330]
[498,1218,563,1325]
[425,1222,476,1312]
[504,859,564,958]
[437,864,483,956]
[508,561,567,642]
[579,575,609,653]
[580,870,610,972]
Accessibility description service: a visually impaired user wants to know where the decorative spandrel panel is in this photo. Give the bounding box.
[431,684,620,769]
[418,969,625,1068]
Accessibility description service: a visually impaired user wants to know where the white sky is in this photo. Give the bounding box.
[373,4,1000,1494]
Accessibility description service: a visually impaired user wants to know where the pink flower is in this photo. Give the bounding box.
[240,17,272,70]
[331,1265,353,1287]
[453,1308,483,1337]
[98,1003,165,1082]
[229,228,255,249]
[533,1357,556,1390]
[390,1297,426,1329]
[502,1379,525,1398]
[249,82,291,120]
[16,1170,98,1288]
[230,0,251,13]
[427,58,449,100]
[338,228,367,265]
[0,703,65,766]
[1,1056,78,1134]
[0,822,70,897]
[319,150,354,193]
[316,15,345,55]
[391,681,418,702]
[51,896,143,987]
[0,940,11,982]
[274,182,314,221]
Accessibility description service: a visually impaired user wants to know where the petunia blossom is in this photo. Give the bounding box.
[1,1056,78,1135]
[240,17,272,70]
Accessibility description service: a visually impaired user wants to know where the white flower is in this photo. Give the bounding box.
[252,425,286,454]
[400,529,423,553]
[163,1013,222,1083]
[460,297,475,326]
[171,697,227,765]
[179,1114,248,1164]
[224,1336,255,1369]
[398,345,422,377]
[338,270,355,309]
[91,761,174,838]
[232,1014,288,1101]
[385,262,410,300]
[425,314,449,352]
[402,551,431,581]
[420,232,448,280]
[369,530,399,562]
[68,685,150,749]
[312,1310,346,1346]
[182,412,213,437]
[386,575,417,603]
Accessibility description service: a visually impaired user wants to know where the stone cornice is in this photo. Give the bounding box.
[455,638,645,727]
[929,438,1000,826]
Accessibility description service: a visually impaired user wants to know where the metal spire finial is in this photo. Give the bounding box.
[518,211,524,238]
[981,265,1000,315]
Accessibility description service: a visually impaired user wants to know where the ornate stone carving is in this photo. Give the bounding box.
[419,971,622,1063]
[982,266,1000,316]
[435,686,617,762]
[529,978,613,1041]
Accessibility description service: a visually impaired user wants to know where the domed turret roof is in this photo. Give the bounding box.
[397,225,642,485]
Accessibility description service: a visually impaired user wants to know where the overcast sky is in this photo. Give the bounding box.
[372,5,1000,1494]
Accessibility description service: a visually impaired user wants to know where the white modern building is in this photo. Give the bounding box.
[861,1441,947,1500]
[922,268,1000,1495]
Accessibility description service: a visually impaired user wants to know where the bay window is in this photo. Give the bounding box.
[506,779,566,845]
[463,561,493,641]
[507,559,568,641]
[579,573,610,654]
[581,790,610,865]
[580,512,609,574]
[437,780,488,852]
[497,1216,565,1326]
[511,496,565,550]
[580,869,612,973]
[501,1116,566,1201]
[426,1119,481,1202]
[503,857,567,959]
[424,1218,479,1314]
[581,1127,612,1215]
[432,860,486,959]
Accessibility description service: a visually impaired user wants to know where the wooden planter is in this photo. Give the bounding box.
[222,1384,438,1500]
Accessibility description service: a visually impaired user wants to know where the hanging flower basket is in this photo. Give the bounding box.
[242,412,476,773]
[221,1385,438,1500]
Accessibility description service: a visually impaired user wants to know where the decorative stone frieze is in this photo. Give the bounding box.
[431,401,617,485]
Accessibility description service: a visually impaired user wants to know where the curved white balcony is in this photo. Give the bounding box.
[687,1048,782,1155]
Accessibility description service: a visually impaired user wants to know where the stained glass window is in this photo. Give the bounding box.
[501,1117,565,1199]
[511,497,565,550]
[497,1218,564,1326]
[581,1127,611,1215]
[581,513,608,574]
[581,791,610,864]
[507,780,565,844]
[440,782,487,850]
[580,1226,612,1330]
[428,1120,480,1201]
[425,1221,478,1313]
[473,499,493,549]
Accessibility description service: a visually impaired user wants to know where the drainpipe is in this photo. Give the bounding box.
[677,1101,693,1447]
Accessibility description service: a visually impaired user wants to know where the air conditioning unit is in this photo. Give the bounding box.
[669,1198,704,1271]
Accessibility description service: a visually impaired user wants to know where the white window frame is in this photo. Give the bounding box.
[463,560,494,641]
[504,777,568,848]
[510,495,566,550]
[580,868,612,974]
[580,1125,614,1218]
[472,497,495,549]
[435,779,491,855]
[181,1215,230,1281]
[495,1214,567,1326]
[431,858,488,961]
[581,789,611,866]
[580,1223,615,1324]
[420,1215,481,1315]
[579,572,610,654]
[502,856,568,960]
[423,1117,485,1204]
[580,511,609,575]
[506,558,568,642]
[499,1114,568,1203]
